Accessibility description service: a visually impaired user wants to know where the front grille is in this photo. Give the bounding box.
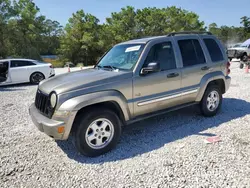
[35,90,53,118]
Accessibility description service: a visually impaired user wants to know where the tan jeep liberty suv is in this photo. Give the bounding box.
[29,31,231,157]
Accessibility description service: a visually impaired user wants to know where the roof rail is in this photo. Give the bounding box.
[167,31,212,36]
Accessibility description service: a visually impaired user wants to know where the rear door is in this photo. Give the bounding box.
[9,60,35,83]
[173,36,209,103]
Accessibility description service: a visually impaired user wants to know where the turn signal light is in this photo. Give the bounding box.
[58,126,65,133]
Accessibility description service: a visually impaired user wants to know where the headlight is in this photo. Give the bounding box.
[50,92,57,108]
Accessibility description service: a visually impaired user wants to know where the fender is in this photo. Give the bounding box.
[195,71,226,102]
[58,90,131,121]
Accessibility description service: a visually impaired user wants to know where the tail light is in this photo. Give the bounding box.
[226,62,230,75]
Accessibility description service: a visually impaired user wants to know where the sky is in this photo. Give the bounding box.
[34,0,249,27]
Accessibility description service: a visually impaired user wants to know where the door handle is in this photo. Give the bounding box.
[201,66,210,71]
[167,73,179,78]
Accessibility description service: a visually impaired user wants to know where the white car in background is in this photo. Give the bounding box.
[0,59,55,86]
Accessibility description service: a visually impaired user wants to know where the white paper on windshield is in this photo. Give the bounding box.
[125,45,141,53]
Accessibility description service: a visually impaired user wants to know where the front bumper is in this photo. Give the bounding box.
[225,76,231,92]
[29,103,76,140]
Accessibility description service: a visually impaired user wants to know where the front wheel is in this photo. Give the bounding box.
[200,85,222,117]
[74,108,122,157]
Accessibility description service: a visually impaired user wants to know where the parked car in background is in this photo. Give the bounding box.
[29,31,231,157]
[0,59,55,86]
[227,39,250,68]
[228,43,242,49]
[64,62,75,68]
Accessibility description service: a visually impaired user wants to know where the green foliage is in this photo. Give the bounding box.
[0,0,62,59]
[0,1,249,64]
[42,58,64,68]
[208,17,250,46]
[58,10,101,65]
[60,6,206,65]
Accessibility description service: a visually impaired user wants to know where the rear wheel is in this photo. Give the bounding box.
[200,85,222,117]
[242,54,248,62]
[74,108,122,157]
[30,72,45,84]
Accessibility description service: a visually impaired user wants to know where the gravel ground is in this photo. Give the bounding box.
[0,63,250,188]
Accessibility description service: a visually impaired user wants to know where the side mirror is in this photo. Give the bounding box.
[141,62,160,75]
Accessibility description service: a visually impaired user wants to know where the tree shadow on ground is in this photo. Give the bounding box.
[56,98,250,163]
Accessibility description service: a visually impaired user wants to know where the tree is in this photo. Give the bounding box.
[0,0,62,60]
[0,0,12,58]
[59,10,101,65]
[240,16,250,39]
[106,6,137,43]
[105,6,205,42]
[1,1,249,66]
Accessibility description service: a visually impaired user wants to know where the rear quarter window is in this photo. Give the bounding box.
[11,60,36,67]
[203,39,224,62]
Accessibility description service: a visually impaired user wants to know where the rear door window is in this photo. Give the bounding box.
[11,60,36,68]
[203,39,224,62]
[178,39,206,67]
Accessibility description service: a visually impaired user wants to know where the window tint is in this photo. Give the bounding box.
[203,39,224,62]
[144,42,176,71]
[178,39,206,67]
[11,60,36,68]
[193,40,206,63]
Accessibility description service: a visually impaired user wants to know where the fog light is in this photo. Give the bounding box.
[58,126,65,133]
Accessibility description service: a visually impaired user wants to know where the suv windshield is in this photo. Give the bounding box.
[97,43,145,71]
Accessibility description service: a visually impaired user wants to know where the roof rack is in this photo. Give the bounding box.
[167,31,212,36]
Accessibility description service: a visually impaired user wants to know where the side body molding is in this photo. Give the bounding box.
[58,90,132,121]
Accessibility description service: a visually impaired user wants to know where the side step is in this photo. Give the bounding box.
[126,102,198,125]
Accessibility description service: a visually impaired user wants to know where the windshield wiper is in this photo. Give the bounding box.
[97,65,119,71]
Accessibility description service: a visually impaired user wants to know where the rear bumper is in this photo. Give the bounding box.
[29,103,76,140]
[49,68,55,78]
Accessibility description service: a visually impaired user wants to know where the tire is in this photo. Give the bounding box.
[240,63,244,69]
[242,54,248,62]
[74,108,122,157]
[30,72,45,84]
[200,85,222,117]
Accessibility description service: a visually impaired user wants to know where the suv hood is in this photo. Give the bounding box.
[39,68,132,94]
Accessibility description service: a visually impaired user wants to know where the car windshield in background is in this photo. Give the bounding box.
[234,44,241,47]
[97,44,145,71]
